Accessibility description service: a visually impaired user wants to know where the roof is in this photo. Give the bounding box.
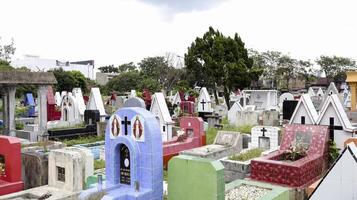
[316,88,324,96]
[199,87,211,102]
[289,94,319,124]
[228,101,243,113]
[308,87,316,96]
[309,143,357,200]
[87,88,106,116]
[47,86,56,105]
[317,94,354,132]
[325,82,339,96]
[0,71,57,85]
[151,93,173,123]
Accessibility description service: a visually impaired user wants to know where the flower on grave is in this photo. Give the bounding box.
[283,139,308,161]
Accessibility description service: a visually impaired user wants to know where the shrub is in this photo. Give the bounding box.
[94,159,105,170]
[229,148,263,161]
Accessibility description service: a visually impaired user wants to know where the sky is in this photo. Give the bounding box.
[1,0,357,67]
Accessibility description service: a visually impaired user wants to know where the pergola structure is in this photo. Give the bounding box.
[0,71,57,137]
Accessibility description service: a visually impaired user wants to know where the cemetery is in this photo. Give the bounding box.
[2,10,357,199]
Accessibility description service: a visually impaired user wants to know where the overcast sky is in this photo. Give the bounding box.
[2,0,357,66]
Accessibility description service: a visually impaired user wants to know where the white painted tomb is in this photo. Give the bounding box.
[87,87,106,121]
[289,94,318,125]
[248,126,280,151]
[242,90,278,110]
[197,87,213,113]
[228,101,243,125]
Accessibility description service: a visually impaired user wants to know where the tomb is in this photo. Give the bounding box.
[79,107,163,200]
[316,87,324,97]
[180,131,243,160]
[309,143,357,200]
[282,100,298,120]
[24,93,36,117]
[84,110,100,126]
[123,97,146,108]
[172,91,184,106]
[308,87,316,97]
[242,90,278,110]
[289,94,318,125]
[150,92,174,142]
[227,101,243,125]
[0,136,24,195]
[316,94,355,150]
[168,155,225,200]
[325,82,339,97]
[251,124,329,188]
[130,89,136,98]
[197,87,213,113]
[55,91,61,106]
[163,116,206,168]
[248,126,280,151]
[87,87,106,121]
[278,92,294,108]
[180,101,195,115]
[214,104,228,117]
[72,87,86,118]
[60,93,82,124]
[47,86,61,121]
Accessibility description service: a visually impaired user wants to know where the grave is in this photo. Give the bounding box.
[316,87,324,97]
[0,147,94,199]
[308,87,316,97]
[72,87,86,118]
[168,155,225,200]
[227,101,243,125]
[163,116,206,168]
[180,101,195,115]
[289,94,318,125]
[60,93,82,124]
[87,88,106,121]
[84,110,100,126]
[251,124,329,188]
[150,92,174,142]
[0,136,24,195]
[47,86,61,121]
[309,143,357,200]
[24,93,36,117]
[278,92,294,108]
[55,91,61,106]
[214,104,228,117]
[123,97,146,108]
[180,131,243,160]
[130,89,136,98]
[248,126,280,151]
[75,141,105,160]
[242,90,278,110]
[172,91,183,106]
[282,100,299,120]
[325,82,339,97]
[79,107,163,200]
[316,94,355,150]
[197,87,213,113]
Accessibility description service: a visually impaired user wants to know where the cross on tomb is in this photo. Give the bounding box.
[200,99,206,110]
[121,116,131,135]
[261,127,267,137]
[329,117,343,141]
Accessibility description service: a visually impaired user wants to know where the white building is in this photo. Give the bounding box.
[12,55,96,80]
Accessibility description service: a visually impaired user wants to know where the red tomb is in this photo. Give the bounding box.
[163,116,206,168]
[47,86,61,121]
[250,124,329,188]
[0,136,24,195]
[180,101,195,115]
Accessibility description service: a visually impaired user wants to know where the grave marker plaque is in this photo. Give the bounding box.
[120,144,131,185]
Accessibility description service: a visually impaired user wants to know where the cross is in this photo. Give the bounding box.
[200,99,206,110]
[261,127,267,137]
[329,117,343,141]
[121,116,131,135]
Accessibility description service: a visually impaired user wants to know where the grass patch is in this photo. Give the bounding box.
[221,117,229,125]
[206,128,218,144]
[48,123,86,131]
[94,159,105,170]
[229,148,263,161]
[62,135,105,146]
[206,124,253,145]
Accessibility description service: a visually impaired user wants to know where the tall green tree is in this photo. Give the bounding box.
[0,37,15,62]
[98,65,118,73]
[118,62,137,73]
[50,68,87,92]
[185,27,259,108]
[316,55,356,82]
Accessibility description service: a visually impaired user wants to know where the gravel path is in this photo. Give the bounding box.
[225,184,270,200]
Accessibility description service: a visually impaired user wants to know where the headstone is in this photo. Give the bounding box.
[248,126,280,150]
[25,93,36,117]
[168,155,224,200]
[242,90,278,110]
[289,94,318,125]
[55,92,61,106]
[87,88,106,121]
[309,143,357,200]
[197,87,213,113]
[278,92,294,108]
[61,94,81,124]
[228,102,243,125]
[123,97,146,108]
[150,93,174,142]
[316,94,355,150]
[180,131,243,160]
[282,100,298,120]
[80,107,163,200]
[0,136,24,195]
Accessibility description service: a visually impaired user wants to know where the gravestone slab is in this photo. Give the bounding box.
[249,126,281,150]
[180,131,243,160]
[168,155,225,200]
[123,97,146,108]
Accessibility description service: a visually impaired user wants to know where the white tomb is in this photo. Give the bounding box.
[289,94,318,125]
[310,143,357,200]
[316,94,355,150]
[172,91,182,106]
[150,92,174,142]
[197,87,213,113]
[87,88,106,121]
[130,89,137,98]
[242,90,278,110]
[55,92,61,106]
[72,88,86,118]
[278,92,294,108]
[61,94,82,124]
[325,82,339,96]
[248,126,280,151]
[308,87,316,97]
[214,104,228,117]
[316,87,324,97]
[228,101,243,125]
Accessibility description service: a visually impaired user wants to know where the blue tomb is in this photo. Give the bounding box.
[80,107,163,200]
[24,93,36,117]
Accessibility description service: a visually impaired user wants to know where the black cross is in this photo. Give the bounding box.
[121,116,131,135]
[200,99,206,110]
[261,127,267,137]
[329,117,343,141]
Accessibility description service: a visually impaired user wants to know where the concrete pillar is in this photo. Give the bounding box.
[351,83,357,112]
[37,85,48,138]
[2,86,16,135]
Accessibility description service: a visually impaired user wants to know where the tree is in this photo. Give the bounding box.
[98,65,118,73]
[118,62,137,73]
[50,68,87,92]
[316,56,356,82]
[0,37,15,62]
[185,27,259,109]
